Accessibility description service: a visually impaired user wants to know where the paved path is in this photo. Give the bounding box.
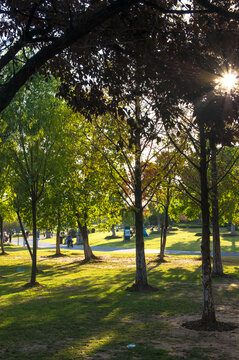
[10,237,239,257]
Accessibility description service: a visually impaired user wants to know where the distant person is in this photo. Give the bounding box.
[66,233,73,248]
[8,231,12,243]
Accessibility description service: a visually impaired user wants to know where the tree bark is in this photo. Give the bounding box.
[76,228,83,244]
[17,210,33,260]
[30,196,38,285]
[131,97,149,291]
[159,206,169,261]
[134,206,148,289]
[160,224,164,255]
[210,145,223,277]
[159,185,170,261]
[55,211,61,256]
[157,213,161,232]
[76,213,97,261]
[231,223,236,235]
[199,123,216,324]
[111,224,116,237]
[0,215,6,255]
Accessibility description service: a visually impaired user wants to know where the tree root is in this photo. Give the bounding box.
[23,282,41,289]
[80,255,101,265]
[157,258,168,264]
[212,272,227,278]
[47,253,68,258]
[182,319,237,332]
[126,283,159,292]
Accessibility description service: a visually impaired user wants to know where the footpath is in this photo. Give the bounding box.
[10,237,239,257]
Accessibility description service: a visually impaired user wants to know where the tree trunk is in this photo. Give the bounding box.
[159,208,168,261]
[77,213,97,261]
[160,225,164,254]
[111,224,116,237]
[159,185,170,261]
[157,213,161,232]
[55,211,61,256]
[76,228,83,244]
[199,123,216,324]
[30,196,38,285]
[134,206,148,290]
[0,215,6,255]
[17,210,33,260]
[129,97,149,291]
[210,145,223,277]
[231,223,236,235]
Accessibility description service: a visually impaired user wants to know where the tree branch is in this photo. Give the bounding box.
[0,0,139,113]
[195,0,239,20]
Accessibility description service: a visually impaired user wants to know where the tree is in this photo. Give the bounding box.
[212,147,239,234]
[2,0,236,114]
[0,193,14,255]
[0,0,144,112]
[0,0,209,113]
[63,124,122,262]
[0,149,13,255]
[166,90,239,329]
[87,93,176,291]
[38,173,74,257]
[141,149,182,261]
[37,108,80,256]
[2,74,74,285]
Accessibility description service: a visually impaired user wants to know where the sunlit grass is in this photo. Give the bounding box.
[88,228,239,253]
[0,245,239,359]
[40,227,239,253]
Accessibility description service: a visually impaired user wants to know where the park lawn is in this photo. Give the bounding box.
[88,228,239,253]
[40,228,239,253]
[0,245,239,360]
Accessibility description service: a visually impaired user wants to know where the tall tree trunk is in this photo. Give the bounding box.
[231,223,236,235]
[76,212,97,261]
[159,185,170,261]
[134,206,148,290]
[199,123,216,324]
[160,224,164,254]
[111,224,116,237]
[130,97,149,291]
[17,210,33,260]
[55,211,61,256]
[159,205,169,261]
[157,213,161,232]
[0,215,6,255]
[30,196,38,285]
[210,145,223,277]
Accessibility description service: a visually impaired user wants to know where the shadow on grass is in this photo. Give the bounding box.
[1,257,239,359]
[220,236,239,253]
[166,239,201,252]
[0,281,176,359]
[147,258,169,272]
[2,244,29,253]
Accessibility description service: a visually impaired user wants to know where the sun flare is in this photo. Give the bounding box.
[220,71,238,91]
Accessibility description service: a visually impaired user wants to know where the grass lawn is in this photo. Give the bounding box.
[41,227,239,253]
[0,244,239,359]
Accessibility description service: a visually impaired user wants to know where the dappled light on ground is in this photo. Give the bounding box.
[0,245,239,359]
